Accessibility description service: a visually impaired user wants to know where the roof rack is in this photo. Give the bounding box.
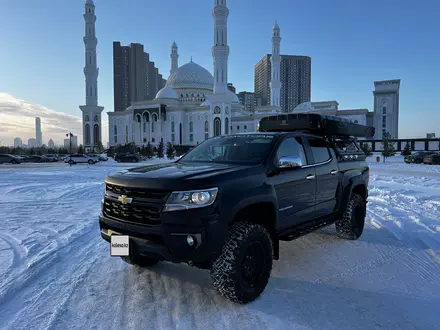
[258,113,375,138]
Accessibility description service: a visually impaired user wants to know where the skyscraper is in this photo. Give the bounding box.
[373,79,400,139]
[35,117,42,147]
[255,24,312,114]
[113,42,166,112]
[79,0,104,153]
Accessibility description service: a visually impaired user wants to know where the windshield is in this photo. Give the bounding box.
[178,134,276,165]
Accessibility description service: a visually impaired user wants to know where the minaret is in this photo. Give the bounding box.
[270,21,281,107]
[170,41,179,76]
[79,0,104,153]
[212,0,230,95]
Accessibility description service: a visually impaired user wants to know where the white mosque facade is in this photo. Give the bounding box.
[108,0,283,148]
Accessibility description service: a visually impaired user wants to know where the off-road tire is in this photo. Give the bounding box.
[88,159,94,164]
[121,255,159,267]
[210,222,273,304]
[335,193,366,240]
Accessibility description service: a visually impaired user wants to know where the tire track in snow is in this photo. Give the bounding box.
[0,233,27,269]
[0,229,101,330]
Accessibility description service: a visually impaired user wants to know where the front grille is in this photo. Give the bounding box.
[103,198,162,226]
[106,183,169,201]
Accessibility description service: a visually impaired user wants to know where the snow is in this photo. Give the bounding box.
[1,156,440,329]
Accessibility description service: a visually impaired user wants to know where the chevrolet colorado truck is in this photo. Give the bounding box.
[99,113,375,304]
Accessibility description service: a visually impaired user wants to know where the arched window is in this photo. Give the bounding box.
[171,121,175,133]
[204,120,209,140]
[85,124,90,145]
[137,115,141,123]
[114,125,117,135]
[214,118,221,137]
[225,117,229,134]
[151,114,157,132]
[93,124,99,144]
[189,121,193,133]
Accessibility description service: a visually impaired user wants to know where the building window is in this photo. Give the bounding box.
[94,115,99,122]
[214,118,221,137]
[244,125,247,130]
[382,107,386,114]
[152,114,157,132]
[125,126,129,144]
[93,124,99,144]
[189,121,193,133]
[84,124,91,145]
[171,134,175,142]
[225,117,229,134]
[190,134,193,142]
[171,121,175,133]
[85,115,90,122]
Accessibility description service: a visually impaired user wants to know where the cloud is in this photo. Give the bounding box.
[0,93,108,147]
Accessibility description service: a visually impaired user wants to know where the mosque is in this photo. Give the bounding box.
[107,0,282,148]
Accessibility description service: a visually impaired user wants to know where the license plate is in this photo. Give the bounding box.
[110,235,129,256]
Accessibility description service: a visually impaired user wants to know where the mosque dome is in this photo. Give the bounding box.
[155,87,178,100]
[166,60,213,90]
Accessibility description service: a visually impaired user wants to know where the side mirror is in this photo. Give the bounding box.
[279,156,303,169]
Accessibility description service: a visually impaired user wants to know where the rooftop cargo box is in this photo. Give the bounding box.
[258,113,375,138]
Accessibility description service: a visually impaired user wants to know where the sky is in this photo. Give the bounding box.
[0,0,439,146]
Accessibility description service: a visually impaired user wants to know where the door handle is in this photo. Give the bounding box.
[330,170,338,175]
[306,174,315,180]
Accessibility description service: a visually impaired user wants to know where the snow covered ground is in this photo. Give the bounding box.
[0,156,440,329]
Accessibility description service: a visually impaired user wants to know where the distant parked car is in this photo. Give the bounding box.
[115,153,143,163]
[44,154,59,162]
[87,154,101,162]
[64,154,96,165]
[24,155,47,163]
[423,153,440,165]
[0,154,22,164]
[404,151,437,164]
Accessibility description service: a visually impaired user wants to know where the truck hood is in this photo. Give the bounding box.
[105,161,254,190]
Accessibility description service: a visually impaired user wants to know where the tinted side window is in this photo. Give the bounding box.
[308,137,331,164]
[276,137,307,165]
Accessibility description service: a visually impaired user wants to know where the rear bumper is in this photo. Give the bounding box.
[99,211,226,263]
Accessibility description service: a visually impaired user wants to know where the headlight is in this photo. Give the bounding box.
[163,187,218,212]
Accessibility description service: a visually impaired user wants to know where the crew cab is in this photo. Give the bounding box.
[99,113,374,304]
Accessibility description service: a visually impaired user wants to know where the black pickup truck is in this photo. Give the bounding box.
[99,113,375,304]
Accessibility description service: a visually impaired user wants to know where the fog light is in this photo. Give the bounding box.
[186,235,195,246]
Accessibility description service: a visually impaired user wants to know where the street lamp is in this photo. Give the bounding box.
[66,132,73,166]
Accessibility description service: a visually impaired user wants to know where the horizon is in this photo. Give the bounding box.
[1,0,439,146]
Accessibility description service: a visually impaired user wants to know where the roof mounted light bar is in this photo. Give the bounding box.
[258,113,375,138]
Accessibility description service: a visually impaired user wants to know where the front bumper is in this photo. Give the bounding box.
[99,210,226,263]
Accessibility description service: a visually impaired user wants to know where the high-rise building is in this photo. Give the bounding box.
[14,137,23,148]
[79,0,104,153]
[373,79,400,139]
[255,54,311,113]
[113,42,166,112]
[237,91,257,113]
[64,135,78,150]
[35,117,42,147]
[427,133,436,139]
[28,138,37,148]
[48,139,55,149]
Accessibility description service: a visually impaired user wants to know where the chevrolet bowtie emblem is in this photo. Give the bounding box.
[118,195,133,204]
